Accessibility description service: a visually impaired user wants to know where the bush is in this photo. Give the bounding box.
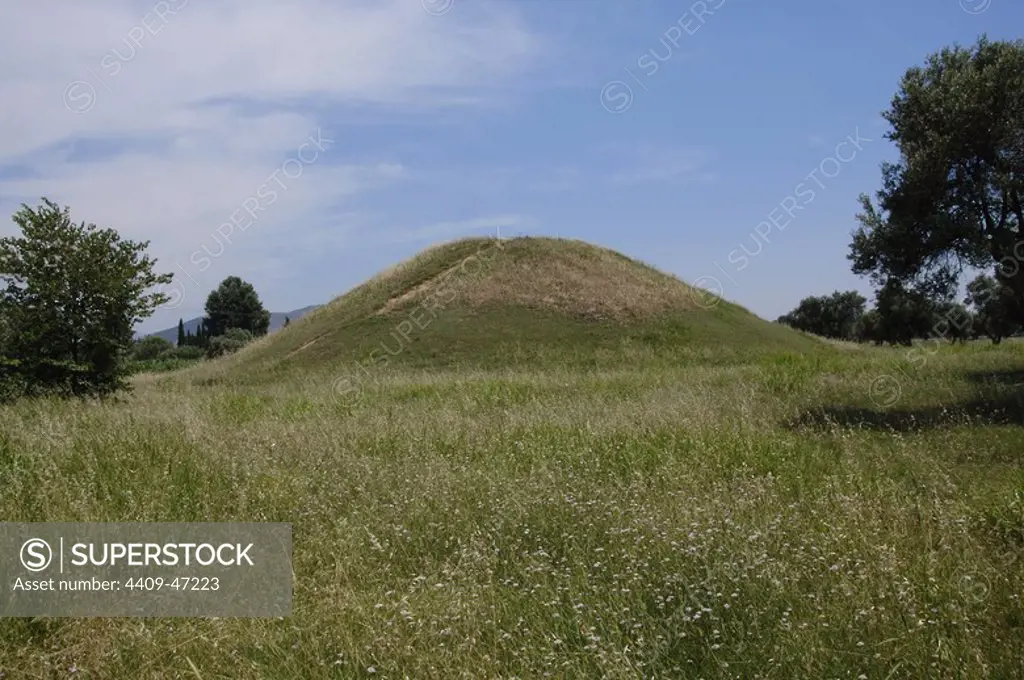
[125,357,203,375]
[124,343,206,375]
[0,357,95,403]
[131,336,174,360]
[207,328,253,358]
[160,345,205,361]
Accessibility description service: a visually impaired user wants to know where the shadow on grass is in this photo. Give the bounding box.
[787,369,1024,432]
[966,369,1024,387]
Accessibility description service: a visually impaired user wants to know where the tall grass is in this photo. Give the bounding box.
[1,341,1022,677]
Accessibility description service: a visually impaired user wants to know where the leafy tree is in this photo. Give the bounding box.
[0,198,171,399]
[132,335,174,360]
[932,302,974,344]
[853,309,883,344]
[776,290,867,340]
[965,274,1020,343]
[849,37,1024,313]
[207,327,253,358]
[0,308,12,351]
[871,280,937,346]
[177,318,186,346]
[203,276,270,338]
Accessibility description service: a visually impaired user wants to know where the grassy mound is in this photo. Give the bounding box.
[200,237,825,382]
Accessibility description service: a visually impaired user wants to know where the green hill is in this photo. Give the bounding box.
[199,237,825,382]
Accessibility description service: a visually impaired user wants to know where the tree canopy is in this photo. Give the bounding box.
[203,276,271,338]
[776,290,867,340]
[777,282,975,346]
[965,274,1020,343]
[132,335,174,361]
[849,36,1024,311]
[869,280,939,346]
[0,198,171,398]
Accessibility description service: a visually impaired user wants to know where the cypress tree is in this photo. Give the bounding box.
[197,321,208,349]
[177,318,186,346]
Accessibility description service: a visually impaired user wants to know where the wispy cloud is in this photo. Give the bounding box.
[0,0,541,329]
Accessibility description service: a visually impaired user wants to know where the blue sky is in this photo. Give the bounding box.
[0,0,1020,333]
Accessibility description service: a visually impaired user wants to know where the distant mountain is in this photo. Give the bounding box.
[146,305,321,343]
[268,306,320,332]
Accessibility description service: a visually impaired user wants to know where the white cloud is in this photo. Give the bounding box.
[0,0,541,329]
[0,0,537,156]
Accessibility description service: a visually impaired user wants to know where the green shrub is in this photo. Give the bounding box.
[0,357,96,403]
[207,328,254,359]
[125,357,202,375]
[125,343,206,375]
[131,336,174,360]
[160,345,205,361]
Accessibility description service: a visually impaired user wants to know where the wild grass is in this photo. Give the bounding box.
[124,357,204,375]
[1,238,1021,676]
[1,340,1023,678]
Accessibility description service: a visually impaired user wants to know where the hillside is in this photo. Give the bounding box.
[198,237,826,381]
[146,305,320,343]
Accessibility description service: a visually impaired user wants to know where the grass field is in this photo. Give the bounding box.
[1,239,1023,677]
